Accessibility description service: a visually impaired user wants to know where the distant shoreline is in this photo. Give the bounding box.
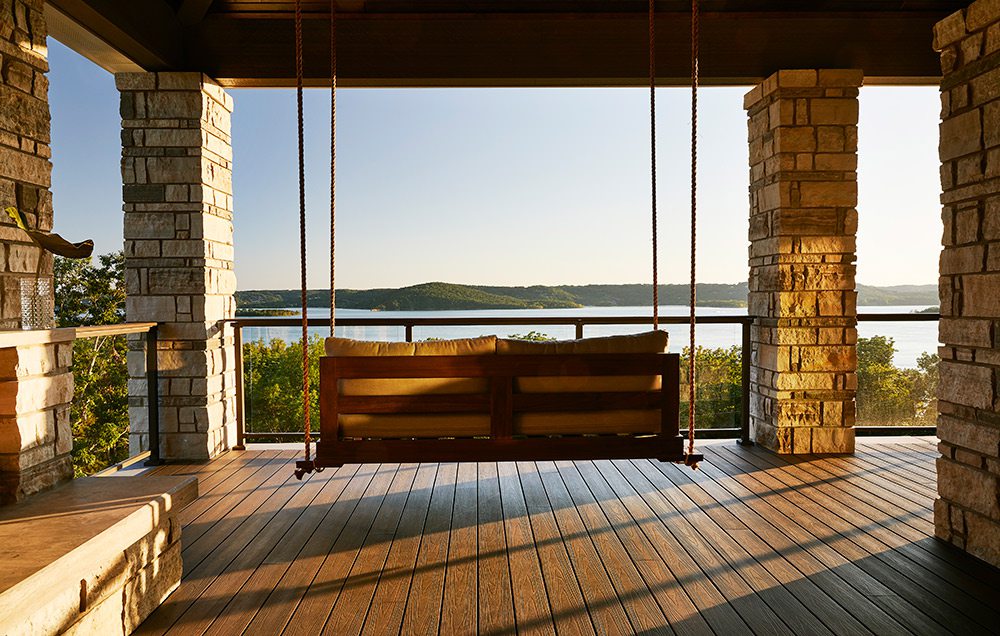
[235,282,938,312]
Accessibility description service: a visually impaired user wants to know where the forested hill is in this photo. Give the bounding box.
[235,282,939,311]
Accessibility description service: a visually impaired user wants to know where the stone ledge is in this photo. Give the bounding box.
[0,474,197,635]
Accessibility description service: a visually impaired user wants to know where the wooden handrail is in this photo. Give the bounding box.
[73,322,158,338]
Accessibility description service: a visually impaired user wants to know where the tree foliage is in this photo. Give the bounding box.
[54,252,129,476]
[681,345,743,429]
[243,336,325,437]
[857,335,938,425]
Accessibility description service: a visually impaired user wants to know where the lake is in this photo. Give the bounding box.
[242,305,939,368]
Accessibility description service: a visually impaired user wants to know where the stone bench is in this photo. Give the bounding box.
[0,474,197,635]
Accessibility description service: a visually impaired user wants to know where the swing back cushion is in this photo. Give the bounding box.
[323,331,668,439]
[497,331,667,435]
[325,335,495,438]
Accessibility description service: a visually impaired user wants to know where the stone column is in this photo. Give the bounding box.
[118,72,237,460]
[0,334,74,503]
[932,0,1000,568]
[744,69,861,454]
[0,0,75,503]
[0,0,54,328]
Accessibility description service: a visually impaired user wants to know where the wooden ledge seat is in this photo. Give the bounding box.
[0,475,198,636]
[317,331,682,465]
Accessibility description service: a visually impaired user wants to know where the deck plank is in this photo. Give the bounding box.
[241,463,381,634]
[498,460,558,636]
[321,463,419,636]
[719,445,1000,629]
[360,463,439,636]
[203,464,361,635]
[439,462,479,636]
[400,461,457,635]
[656,450,913,636]
[162,466,329,635]
[704,446,967,636]
[136,440,1000,636]
[517,461,623,636]
[625,458,867,636]
[555,460,715,636]
[140,451,303,636]
[535,460,661,635]
[609,459,834,636]
[476,461,517,636]
[282,463,401,635]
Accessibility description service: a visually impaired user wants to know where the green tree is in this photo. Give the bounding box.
[856,335,938,425]
[54,252,129,476]
[243,336,325,437]
[681,345,742,429]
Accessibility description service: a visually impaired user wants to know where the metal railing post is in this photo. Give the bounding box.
[144,324,162,466]
[234,323,246,450]
[739,317,754,447]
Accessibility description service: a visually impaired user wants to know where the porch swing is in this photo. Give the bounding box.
[293,0,703,477]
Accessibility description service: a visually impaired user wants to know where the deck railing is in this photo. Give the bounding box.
[72,322,162,471]
[230,311,941,446]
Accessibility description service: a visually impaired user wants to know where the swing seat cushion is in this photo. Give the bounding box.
[327,335,495,438]
[498,330,668,436]
[497,330,668,392]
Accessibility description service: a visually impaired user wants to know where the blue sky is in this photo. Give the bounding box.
[47,39,942,290]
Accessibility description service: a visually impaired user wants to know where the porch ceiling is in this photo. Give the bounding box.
[45,1,964,87]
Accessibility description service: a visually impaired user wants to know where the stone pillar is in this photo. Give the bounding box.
[744,69,861,454]
[118,72,237,460]
[0,1,74,503]
[0,333,74,504]
[0,0,54,328]
[932,1,1000,568]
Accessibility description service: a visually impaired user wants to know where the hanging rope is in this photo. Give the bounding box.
[294,0,313,477]
[649,0,658,329]
[330,0,337,336]
[686,0,700,467]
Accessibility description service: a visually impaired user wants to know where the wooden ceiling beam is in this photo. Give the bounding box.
[46,0,183,70]
[188,11,945,87]
[177,0,218,26]
[45,2,950,86]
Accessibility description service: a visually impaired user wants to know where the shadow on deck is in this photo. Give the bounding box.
[136,438,1000,636]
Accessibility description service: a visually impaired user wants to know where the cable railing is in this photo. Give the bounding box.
[64,322,161,475]
[229,311,941,446]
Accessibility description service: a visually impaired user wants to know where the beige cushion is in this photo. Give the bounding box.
[325,336,495,396]
[325,335,496,358]
[515,410,659,436]
[340,414,490,438]
[497,330,668,393]
[496,330,668,355]
[413,335,496,356]
[325,337,414,357]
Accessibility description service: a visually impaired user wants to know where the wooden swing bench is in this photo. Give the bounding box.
[289,0,705,477]
[314,332,692,467]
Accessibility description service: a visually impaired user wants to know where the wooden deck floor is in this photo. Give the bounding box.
[137,439,1000,635]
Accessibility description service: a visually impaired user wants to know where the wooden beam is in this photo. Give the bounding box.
[45,0,183,71]
[187,10,946,87]
[177,0,216,26]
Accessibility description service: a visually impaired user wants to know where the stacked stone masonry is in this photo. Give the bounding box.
[744,69,861,455]
[118,72,238,460]
[0,1,74,504]
[0,0,54,329]
[933,0,1000,568]
[0,336,73,503]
